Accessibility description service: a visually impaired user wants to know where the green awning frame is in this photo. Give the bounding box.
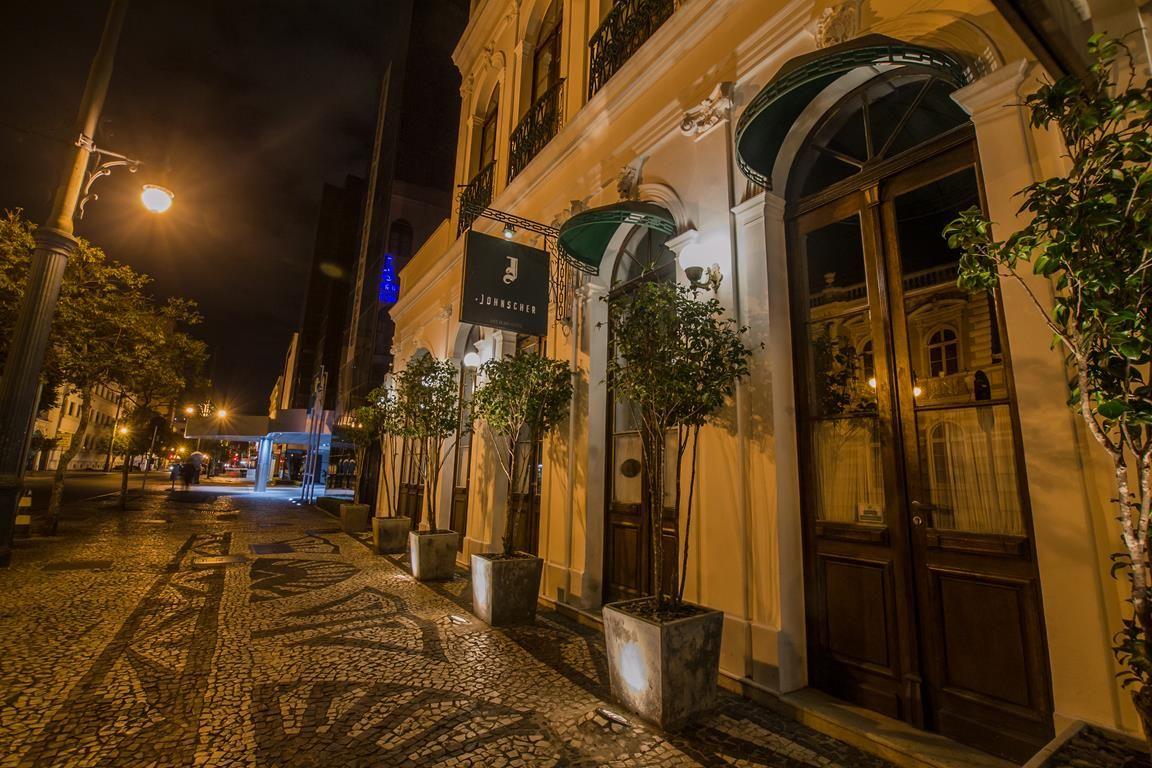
[558,201,677,275]
[735,34,973,189]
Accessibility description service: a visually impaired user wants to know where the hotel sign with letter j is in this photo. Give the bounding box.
[460,230,549,336]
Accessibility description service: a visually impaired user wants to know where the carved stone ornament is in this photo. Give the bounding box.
[460,73,475,99]
[815,0,860,49]
[680,82,733,139]
[550,199,589,229]
[617,166,640,202]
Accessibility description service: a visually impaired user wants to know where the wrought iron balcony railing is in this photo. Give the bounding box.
[588,0,676,98]
[508,79,566,183]
[457,161,496,235]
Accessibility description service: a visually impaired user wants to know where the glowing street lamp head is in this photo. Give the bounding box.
[119,426,129,435]
[184,406,195,415]
[140,184,174,213]
[215,409,228,418]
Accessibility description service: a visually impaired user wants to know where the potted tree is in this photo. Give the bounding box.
[469,349,572,625]
[365,381,410,553]
[393,353,461,580]
[331,409,374,534]
[602,279,752,730]
[945,36,1152,749]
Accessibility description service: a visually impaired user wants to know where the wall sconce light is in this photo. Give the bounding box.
[685,263,723,293]
[502,223,516,240]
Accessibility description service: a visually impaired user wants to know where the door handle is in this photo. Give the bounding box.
[910,500,935,527]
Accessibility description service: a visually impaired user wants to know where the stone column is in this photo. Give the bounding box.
[953,60,1130,730]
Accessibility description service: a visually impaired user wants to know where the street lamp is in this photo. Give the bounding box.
[216,409,228,419]
[0,0,137,566]
[184,406,195,416]
[140,184,174,213]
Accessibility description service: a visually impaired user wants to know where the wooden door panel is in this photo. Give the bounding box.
[878,154,1053,760]
[450,491,468,549]
[819,555,894,670]
[928,567,1052,760]
[606,508,642,601]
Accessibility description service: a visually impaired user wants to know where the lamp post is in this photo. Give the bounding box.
[0,0,139,566]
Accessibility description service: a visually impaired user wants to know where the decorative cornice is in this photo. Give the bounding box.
[680,82,733,141]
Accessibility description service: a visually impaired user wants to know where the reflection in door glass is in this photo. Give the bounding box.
[802,214,885,524]
[895,168,1023,535]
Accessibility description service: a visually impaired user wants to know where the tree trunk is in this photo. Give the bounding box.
[352,445,366,504]
[644,418,666,609]
[502,439,518,556]
[1133,687,1152,757]
[47,388,94,535]
[119,453,132,510]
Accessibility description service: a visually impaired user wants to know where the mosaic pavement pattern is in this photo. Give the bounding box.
[0,490,895,767]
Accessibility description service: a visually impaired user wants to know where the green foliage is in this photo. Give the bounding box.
[0,209,208,517]
[472,350,573,555]
[392,354,460,529]
[606,280,753,606]
[607,281,752,433]
[394,354,459,442]
[944,37,1152,694]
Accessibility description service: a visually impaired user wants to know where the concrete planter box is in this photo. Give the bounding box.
[409,530,458,581]
[372,516,410,554]
[603,598,723,731]
[471,553,543,626]
[339,503,370,533]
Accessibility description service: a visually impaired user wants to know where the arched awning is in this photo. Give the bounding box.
[558,201,677,274]
[735,34,972,188]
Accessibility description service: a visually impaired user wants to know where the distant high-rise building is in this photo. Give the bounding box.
[289,176,365,411]
[341,0,469,410]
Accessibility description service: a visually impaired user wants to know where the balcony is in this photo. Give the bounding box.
[508,79,566,183]
[588,0,676,98]
[457,161,495,235]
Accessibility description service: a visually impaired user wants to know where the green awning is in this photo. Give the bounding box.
[557,201,677,274]
[735,34,971,188]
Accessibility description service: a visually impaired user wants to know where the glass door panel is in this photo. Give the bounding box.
[892,167,1024,536]
[799,214,886,525]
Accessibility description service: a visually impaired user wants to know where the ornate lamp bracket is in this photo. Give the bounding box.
[77,137,144,219]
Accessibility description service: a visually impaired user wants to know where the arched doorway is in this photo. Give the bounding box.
[602,224,679,602]
[784,67,1053,759]
[508,333,546,555]
[450,326,482,547]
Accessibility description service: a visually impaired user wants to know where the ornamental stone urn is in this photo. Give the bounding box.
[409,530,458,581]
[471,553,543,626]
[372,516,410,554]
[339,503,370,534]
[602,598,723,731]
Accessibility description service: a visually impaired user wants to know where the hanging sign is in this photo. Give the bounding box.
[460,231,549,336]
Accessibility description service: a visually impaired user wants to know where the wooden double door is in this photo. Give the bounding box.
[790,140,1053,761]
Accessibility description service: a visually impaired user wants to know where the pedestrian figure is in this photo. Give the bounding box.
[180,461,194,490]
[170,461,181,490]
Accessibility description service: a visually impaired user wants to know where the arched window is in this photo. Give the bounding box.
[478,88,499,172]
[789,70,970,199]
[860,339,875,382]
[387,219,413,263]
[927,327,959,376]
[532,2,562,104]
[610,226,675,290]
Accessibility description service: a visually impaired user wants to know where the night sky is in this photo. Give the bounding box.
[0,1,395,412]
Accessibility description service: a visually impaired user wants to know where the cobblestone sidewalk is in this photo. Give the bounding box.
[0,489,894,767]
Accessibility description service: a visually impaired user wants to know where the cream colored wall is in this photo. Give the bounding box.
[387,0,1138,736]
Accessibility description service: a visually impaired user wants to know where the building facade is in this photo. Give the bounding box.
[385,0,1152,761]
[31,383,123,471]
